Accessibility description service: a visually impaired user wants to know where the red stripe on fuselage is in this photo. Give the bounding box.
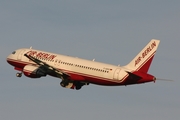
[7,49,156,86]
[7,58,127,86]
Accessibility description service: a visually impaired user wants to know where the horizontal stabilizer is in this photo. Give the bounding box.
[124,72,142,85]
[126,71,142,81]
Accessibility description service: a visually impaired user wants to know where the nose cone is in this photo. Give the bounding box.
[7,54,12,64]
[6,54,16,66]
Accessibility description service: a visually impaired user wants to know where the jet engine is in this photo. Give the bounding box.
[23,65,47,78]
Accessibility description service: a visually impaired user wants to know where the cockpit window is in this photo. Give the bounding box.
[12,51,16,54]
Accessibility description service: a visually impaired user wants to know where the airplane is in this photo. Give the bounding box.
[7,39,160,90]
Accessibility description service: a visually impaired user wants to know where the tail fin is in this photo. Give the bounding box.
[124,39,160,73]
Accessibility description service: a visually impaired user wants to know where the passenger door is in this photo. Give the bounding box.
[17,50,26,60]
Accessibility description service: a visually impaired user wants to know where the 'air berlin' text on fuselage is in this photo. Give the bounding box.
[26,51,57,61]
[135,41,156,66]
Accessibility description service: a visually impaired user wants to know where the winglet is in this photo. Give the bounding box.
[124,39,160,73]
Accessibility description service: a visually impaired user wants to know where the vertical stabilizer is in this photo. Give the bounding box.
[124,39,160,73]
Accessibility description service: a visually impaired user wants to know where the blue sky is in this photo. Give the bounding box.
[0,1,180,120]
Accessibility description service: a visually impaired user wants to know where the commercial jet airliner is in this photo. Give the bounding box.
[7,39,160,90]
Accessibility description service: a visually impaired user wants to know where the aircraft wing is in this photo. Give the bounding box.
[24,54,70,78]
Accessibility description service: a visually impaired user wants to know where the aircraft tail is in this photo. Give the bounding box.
[124,39,160,73]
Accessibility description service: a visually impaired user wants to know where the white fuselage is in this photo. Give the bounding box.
[7,48,129,85]
[7,39,160,89]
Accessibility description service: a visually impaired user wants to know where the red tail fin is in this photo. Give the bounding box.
[124,39,160,73]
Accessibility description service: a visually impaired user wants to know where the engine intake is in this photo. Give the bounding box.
[23,65,46,78]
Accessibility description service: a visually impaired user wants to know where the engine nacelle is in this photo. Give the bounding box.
[23,65,47,78]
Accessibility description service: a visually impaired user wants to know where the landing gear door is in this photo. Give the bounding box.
[17,50,26,60]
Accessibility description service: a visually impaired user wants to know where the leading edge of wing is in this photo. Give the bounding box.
[24,53,70,77]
